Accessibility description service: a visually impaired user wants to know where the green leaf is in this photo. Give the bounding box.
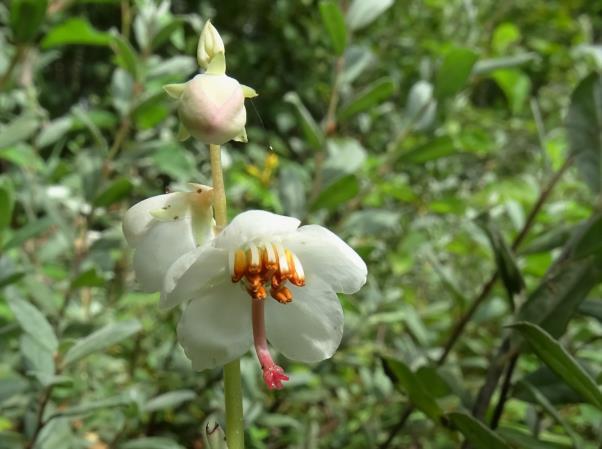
[42,17,111,48]
[110,32,141,80]
[3,216,54,250]
[517,218,602,337]
[120,437,185,449]
[497,428,571,449]
[62,319,142,367]
[472,53,539,76]
[6,289,58,353]
[338,77,395,120]
[35,117,73,147]
[20,334,55,385]
[346,0,394,31]
[398,136,457,164]
[323,137,367,182]
[51,395,133,418]
[509,322,602,409]
[480,221,525,303]
[578,299,602,322]
[383,358,444,422]
[492,69,531,114]
[284,92,324,150]
[144,390,196,412]
[310,174,359,211]
[572,213,602,259]
[435,47,478,99]
[10,0,48,43]
[0,179,14,239]
[94,178,134,207]
[151,19,183,50]
[566,72,602,194]
[70,268,105,288]
[0,114,39,148]
[319,1,347,56]
[517,381,582,448]
[448,412,511,449]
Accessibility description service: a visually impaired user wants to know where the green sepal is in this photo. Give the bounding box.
[206,52,226,75]
[163,83,186,99]
[241,84,258,98]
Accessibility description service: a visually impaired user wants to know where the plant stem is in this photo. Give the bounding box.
[209,143,244,449]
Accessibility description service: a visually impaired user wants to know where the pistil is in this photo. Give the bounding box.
[251,299,289,389]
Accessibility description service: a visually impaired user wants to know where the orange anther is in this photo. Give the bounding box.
[248,285,267,300]
[231,249,247,282]
[271,286,293,304]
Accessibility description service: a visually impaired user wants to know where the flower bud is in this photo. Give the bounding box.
[197,20,225,69]
[175,73,247,145]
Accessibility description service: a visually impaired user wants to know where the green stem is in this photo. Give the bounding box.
[209,143,244,449]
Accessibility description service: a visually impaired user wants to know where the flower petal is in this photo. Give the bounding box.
[160,245,228,310]
[265,277,343,363]
[177,283,252,371]
[216,210,300,250]
[123,192,185,245]
[133,218,196,292]
[285,225,367,294]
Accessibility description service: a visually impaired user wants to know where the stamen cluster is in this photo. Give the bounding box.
[229,242,305,302]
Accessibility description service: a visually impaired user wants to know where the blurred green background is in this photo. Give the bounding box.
[1,0,601,448]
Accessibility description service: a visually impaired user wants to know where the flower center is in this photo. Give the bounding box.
[228,242,305,303]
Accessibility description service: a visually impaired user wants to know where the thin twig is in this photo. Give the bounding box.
[490,352,519,429]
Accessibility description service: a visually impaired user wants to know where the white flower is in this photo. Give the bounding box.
[161,210,367,389]
[123,184,214,292]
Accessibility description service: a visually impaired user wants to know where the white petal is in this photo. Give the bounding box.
[216,210,300,250]
[286,225,367,294]
[265,277,343,363]
[177,283,252,371]
[133,218,196,292]
[123,192,184,245]
[160,245,228,310]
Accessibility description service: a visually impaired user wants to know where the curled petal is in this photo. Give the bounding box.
[161,245,228,310]
[177,283,252,371]
[216,210,300,250]
[286,225,367,294]
[122,192,184,245]
[265,277,344,363]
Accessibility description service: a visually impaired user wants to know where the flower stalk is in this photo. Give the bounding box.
[209,143,244,449]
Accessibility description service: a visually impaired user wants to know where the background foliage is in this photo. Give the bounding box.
[1,0,601,448]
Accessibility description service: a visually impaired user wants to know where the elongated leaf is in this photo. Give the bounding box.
[435,47,478,99]
[51,395,133,419]
[0,114,39,148]
[480,221,525,303]
[0,179,14,237]
[517,217,602,337]
[578,299,602,322]
[319,1,347,55]
[509,322,602,410]
[6,289,58,353]
[144,390,196,412]
[94,178,133,207]
[572,213,602,259]
[472,53,539,76]
[566,72,602,194]
[346,0,393,31]
[310,174,359,211]
[111,32,141,80]
[338,77,395,120]
[518,381,582,448]
[3,216,54,250]
[10,0,47,43]
[497,428,571,449]
[62,320,142,366]
[448,412,511,449]
[284,92,324,150]
[42,17,111,48]
[121,437,185,449]
[384,358,443,422]
[398,136,457,164]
